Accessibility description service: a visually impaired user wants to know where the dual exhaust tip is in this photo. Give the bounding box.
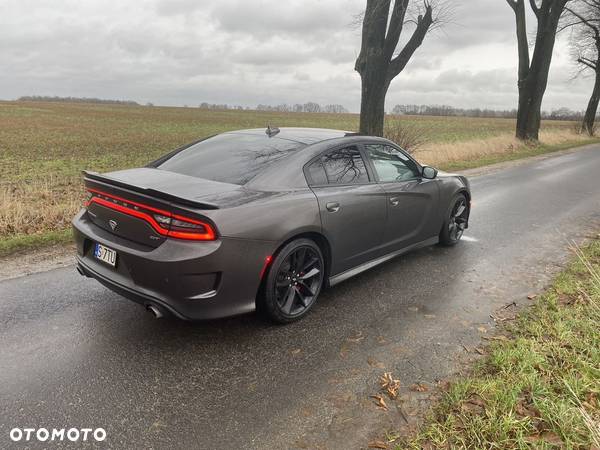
[76,264,167,319]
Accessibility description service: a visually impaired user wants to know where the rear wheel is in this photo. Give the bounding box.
[439,194,468,246]
[260,238,325,324]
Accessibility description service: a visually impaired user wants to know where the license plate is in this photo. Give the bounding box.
[94,243,117,267]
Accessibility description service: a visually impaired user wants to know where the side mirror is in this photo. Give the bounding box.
[422,166,438,179]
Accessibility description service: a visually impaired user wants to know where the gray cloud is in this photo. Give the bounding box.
[0,0,595,111]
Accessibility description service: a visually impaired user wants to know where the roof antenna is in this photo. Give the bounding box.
[265,125,280,137]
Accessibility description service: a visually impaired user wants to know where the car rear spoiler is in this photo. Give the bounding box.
[82,170,220,210]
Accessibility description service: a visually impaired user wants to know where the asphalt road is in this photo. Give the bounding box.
[1,146,600,449]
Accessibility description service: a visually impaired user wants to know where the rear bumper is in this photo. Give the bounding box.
[72,209,276,320]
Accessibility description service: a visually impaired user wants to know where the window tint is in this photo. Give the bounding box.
[320,146,369,185]
[306,160,328,185]
[156,133,304,185]
[365,144,420,182]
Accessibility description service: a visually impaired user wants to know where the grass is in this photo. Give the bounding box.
[398,237,600,449]
[0,229,73,257]
[0,100,597,256]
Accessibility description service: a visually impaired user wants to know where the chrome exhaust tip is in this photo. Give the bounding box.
[146,304,164,319]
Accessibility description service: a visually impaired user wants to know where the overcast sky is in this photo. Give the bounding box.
[0,0,594,112]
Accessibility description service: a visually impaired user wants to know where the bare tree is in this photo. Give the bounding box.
[565,0,600,134]
[506,0,572,141]
[355,0,446,136]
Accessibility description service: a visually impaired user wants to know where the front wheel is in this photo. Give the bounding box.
[439,194,469,246]
[259,238,325,324]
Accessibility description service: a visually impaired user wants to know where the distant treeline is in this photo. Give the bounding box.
[18,96,140,106]
[16,96,585,120]
[391,104,587,121]
[199,102,349,114]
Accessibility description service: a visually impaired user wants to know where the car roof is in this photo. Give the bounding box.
[225,127,357,145]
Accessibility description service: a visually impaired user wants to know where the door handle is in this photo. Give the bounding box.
[326,202,340,212]
[389,197,400,206]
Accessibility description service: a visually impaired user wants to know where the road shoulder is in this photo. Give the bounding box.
[0,243,76,281]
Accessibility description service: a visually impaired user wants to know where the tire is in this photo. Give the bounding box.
[439,193,469,246]
[259,238,325,324]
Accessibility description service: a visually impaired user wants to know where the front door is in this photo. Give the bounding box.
[363,143,440,252]
[307,145,387,275]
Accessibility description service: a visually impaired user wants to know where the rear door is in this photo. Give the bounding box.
[306,145,387,275]
[362,143,440,252]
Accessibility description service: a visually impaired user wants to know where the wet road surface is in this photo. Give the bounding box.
[1,146,599,449]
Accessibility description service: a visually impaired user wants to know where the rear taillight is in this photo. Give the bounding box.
[152,213,216,241]
[87,188,216,241]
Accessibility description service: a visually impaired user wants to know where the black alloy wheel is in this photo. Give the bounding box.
[440,194,469,245]
[260,239,324,323]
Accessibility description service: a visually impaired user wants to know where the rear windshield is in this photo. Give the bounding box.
[155,133,305,185]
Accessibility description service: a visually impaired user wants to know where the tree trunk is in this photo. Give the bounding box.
[509,0,567,141]
[358,75,389,136]
[583,71,600,136]
[515,81,544,141]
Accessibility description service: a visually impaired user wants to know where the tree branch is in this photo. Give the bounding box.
[383,0,410,59]
[529,0,540,18]
[507,0,530,85]
[387,3,433,80]
[355,0,391,74]
[506,0,518,12]
[578,56,598,69]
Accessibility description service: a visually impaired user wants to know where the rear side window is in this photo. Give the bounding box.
[155,133,305,185]
[307,146,369,185]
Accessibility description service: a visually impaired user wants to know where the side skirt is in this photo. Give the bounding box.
[328,236,439,287]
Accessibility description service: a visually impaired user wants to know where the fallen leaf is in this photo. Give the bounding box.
[515,399,540,418]
[475,347,485,355]
[377,335,387,344]
[347,331,365,343]
[540,432,563,445]
[368,357,385,369]
[379,372,401,399]
[461,395,485,414]
[291,348,301,355]
[410,383,429,392]
[525,431,563,446]
[370,394,388,410]
[424,314,436,319]
[367,440,388,449]
[527,294,537,300]
[477,326,487,333]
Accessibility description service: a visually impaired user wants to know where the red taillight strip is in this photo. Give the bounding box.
[88,188,171,216]
[87,189,216,241]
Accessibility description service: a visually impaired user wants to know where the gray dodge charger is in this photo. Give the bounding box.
[73,127,470,323]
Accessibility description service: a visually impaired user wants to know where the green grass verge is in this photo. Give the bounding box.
[438,138,600,172]
[400,237,600,449]
[0,229,73,258]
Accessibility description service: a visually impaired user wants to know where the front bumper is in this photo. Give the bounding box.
[72,209,276,320]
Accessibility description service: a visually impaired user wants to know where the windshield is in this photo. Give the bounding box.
[156,133,305,185]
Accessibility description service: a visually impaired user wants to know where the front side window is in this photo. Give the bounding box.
[365,144,420,182]
[318,146,369,185]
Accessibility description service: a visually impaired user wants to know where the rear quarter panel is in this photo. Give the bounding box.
[201,189,322,243]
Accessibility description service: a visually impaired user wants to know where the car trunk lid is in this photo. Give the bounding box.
[83,168,237,247]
